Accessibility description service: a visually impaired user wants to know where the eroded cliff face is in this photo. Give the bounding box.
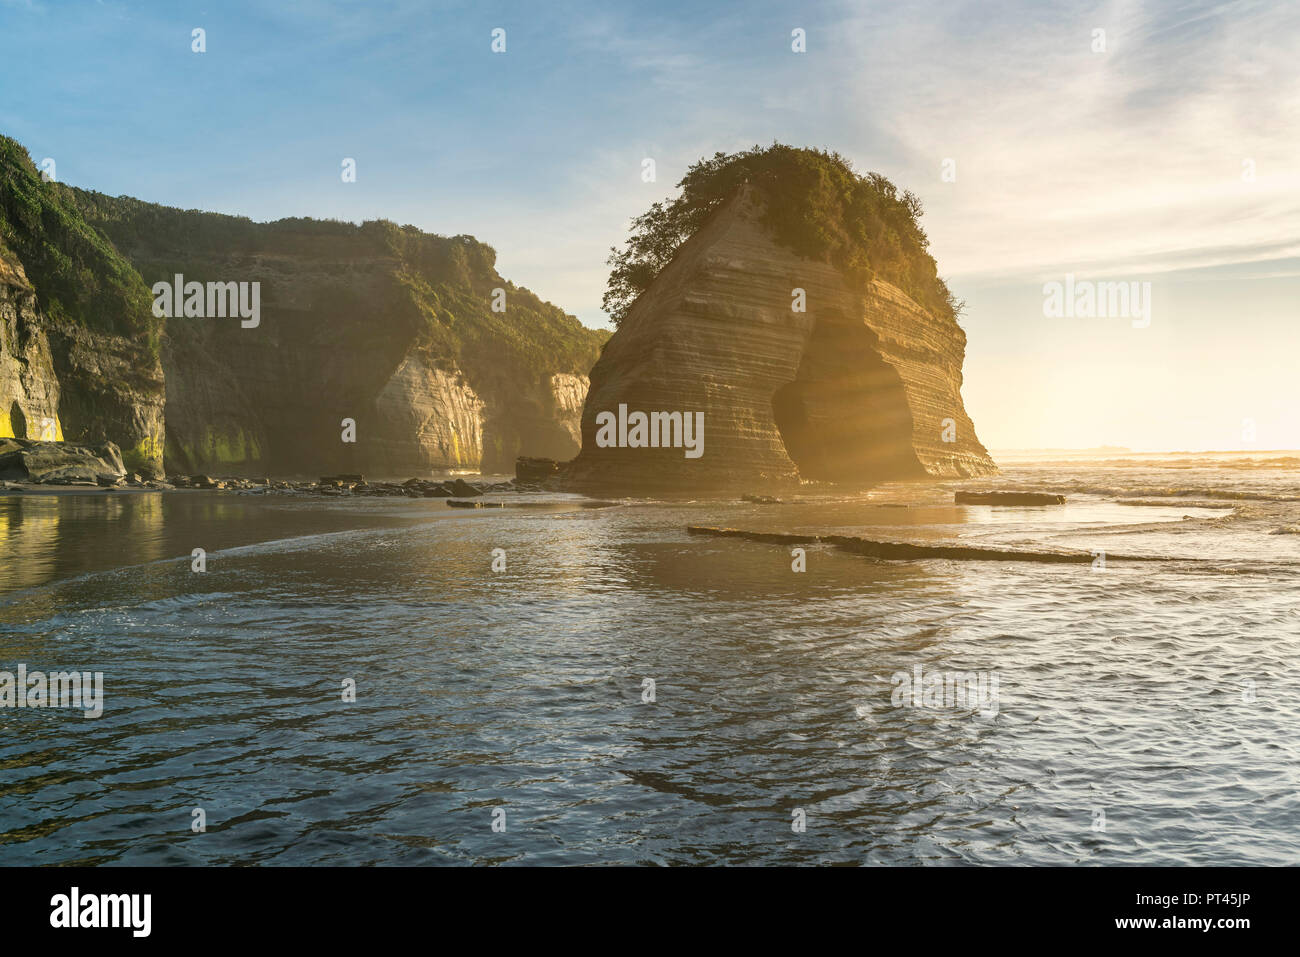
[566,186,995,494]
[0,242,60,441]
[72,198,605,478]
[150,245,460,478]
[1,238,165,473]
[2,133,598,478]
[46,318,166,475]
[373,356,485,471]
[476,370,590,473]
[0,139,166,475]
[548,373,588,450]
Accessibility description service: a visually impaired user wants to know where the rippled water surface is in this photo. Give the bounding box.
[2,456,1298,865]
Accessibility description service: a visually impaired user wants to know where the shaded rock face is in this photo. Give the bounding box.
[3,136,602,482]
[152,250,475,478]
[47,319,165,476]
[566,187,995,494]
[0,248,60,442]
[0,240,165,474]
[73,206,602,480]
[153,273,592,479]
[478,371,589,473]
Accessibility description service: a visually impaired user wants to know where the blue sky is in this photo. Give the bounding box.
[2,0,1297,450]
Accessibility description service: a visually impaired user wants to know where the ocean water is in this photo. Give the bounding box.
[1,454,1297,865]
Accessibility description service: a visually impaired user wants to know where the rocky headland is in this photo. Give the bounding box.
[3,137,999,500]
[1,134,606,480]
[564,146,996,495]
[0,441,546,500]
[0,147,165,475]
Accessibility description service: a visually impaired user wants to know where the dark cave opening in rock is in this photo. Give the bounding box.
[772,312,920,483]
[10,401,26,440]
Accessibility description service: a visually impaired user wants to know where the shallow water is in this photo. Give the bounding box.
[1,457,1297,865]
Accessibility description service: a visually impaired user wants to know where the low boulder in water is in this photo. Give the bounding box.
[516,456,559,484]
[955,491,1065,506]
[0,438,126,484]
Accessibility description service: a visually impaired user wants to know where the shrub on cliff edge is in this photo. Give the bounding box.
[0,136,160,355]
[603,144,963,328]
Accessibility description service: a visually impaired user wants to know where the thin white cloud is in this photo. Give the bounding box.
[827,0,1300,280]
[497,0,1300,324]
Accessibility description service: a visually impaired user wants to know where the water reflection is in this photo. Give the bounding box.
[0,492,437,599]
[0,493,165,593]
[0,476,1296,865]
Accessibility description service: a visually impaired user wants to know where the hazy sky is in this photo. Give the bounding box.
[1,0,1296,451]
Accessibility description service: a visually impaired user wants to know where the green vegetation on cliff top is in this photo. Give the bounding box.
[70,190,607,384]
[1,130,603,390]
[0,135,160,352]
[603,144,963,327]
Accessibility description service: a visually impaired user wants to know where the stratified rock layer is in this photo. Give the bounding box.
[2,133,601,478]
[1,236,164,473]
[72,198,604,478]
[566,187,995,494]
[0,242,60,441]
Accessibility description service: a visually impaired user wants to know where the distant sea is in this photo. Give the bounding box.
[1,451,1297,865]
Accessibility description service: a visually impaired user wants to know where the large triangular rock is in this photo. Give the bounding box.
[566,186,996,494]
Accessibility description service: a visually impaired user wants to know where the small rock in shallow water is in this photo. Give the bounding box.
[955,491,1065,506]
[516,456,559,484]
[0,439,126,484]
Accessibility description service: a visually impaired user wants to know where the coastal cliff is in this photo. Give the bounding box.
[0,140,165,473]
[72,193,605,478]
[566,148,994,494]
[0,240,60,443]
[0,134,604,479]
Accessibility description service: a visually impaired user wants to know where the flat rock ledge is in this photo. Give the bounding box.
[0,456,546,497]
[181,475,529,497]
[0,438,129,486]
[686,525,1166,564]
[954,491,1066,506]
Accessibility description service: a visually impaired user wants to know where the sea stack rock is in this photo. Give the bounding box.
[565,183,996,495]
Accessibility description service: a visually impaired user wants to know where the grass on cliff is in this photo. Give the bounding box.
[367,221,608,383]
[0,136,160,353]
[70,191,607,385]
[603,144,963,327]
